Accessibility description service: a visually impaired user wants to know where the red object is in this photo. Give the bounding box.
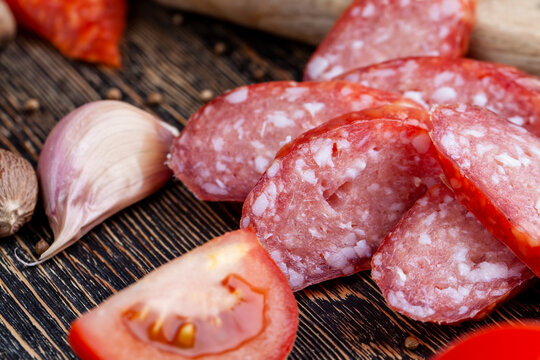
[372,184,533,324]
[338,57,540,137]
[169,80,421,202]
[241,104,441,291]
[433,323,540,360]
[304,0,476,81]
[6,0,126,66]
[430,105,540,277]
[68,229,298,360]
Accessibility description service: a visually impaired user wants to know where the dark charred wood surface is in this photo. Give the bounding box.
[0,1,538,359]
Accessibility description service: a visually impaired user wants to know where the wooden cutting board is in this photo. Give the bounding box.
[156,0,540,75]
[0,2,538,360]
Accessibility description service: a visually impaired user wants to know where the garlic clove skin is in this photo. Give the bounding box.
[0,149,38,237]
[37,100,179,262]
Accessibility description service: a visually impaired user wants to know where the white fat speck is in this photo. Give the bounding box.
[440,133,459,153]
[433,71,455,86]
[352,40,364,49]
[491,174,500,184]
[422,213,436,226]
[441,0,460,14]
[354,240,371,258]
[285,87,308,102]
[418,233,432,245]
[270,250,282,262]
[350,6,361,16]
[325,247,357,269]
[212,137,224,151]
[461,158,471,169]
[254,156,270,173]
[216,161,227,171]
[215,179,226,189]
[439,26,449,38]
[225,87,248,104]
[400,0,410,6]
[372,253,382,267]
[279,135,292,147]
[324,65,344,79]
[251,140,264,149]
[495,152,521,167]
[453,247,467,263]
[432,86,457,103]
[534,199,540,214]
[362,3,375,16]
[341,86,354,96]
[288,269,304,289]
[466,262,509,282]
[252,193,269,216]
[508,116,525,126]
[413,177,422,187]
[267,111,294,128]
[202,183,228,195]
[343,232,356,245]
[403,91,428,108]
[388,291,435,318]
[241,216,250,228]
[304,102,325,116]
[476,143,495,156]
[307,56,329,79]
[463,129,485,138]
[266,161,280,177]
[302,170,317,184]
[293,110,305,119]
[458,306,469,315]
[308,228,323,238]
[412,133,431,154]
[313,142,334,167]
[396,267,407,282]
[367,183,380,192]
[473,93,487,106]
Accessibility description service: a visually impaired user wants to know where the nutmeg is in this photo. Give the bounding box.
[0,1,16,52]
[0,149,38,237]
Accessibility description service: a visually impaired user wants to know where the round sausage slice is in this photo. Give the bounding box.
[430,105,540,277]
[339,57,540,136]
[304,0,476,81]
[241,105,441,291]
[169,81,417,202]
[372,184,533,324]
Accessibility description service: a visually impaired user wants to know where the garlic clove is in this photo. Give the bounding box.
[0,149,38,237]
[36,100,179,262]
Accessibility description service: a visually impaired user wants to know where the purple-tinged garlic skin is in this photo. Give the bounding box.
[37,100,179,262]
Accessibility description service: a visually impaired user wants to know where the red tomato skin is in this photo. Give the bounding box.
[433,323,540,360]
[5,0,126,66]
[68,229,298,360]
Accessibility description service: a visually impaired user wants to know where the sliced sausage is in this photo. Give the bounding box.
[372,184,534,324]
[430,105,540,277]
[339,57,540,136]
[241,105,441,291]
[169,81,419,202]
[304,0,476,81]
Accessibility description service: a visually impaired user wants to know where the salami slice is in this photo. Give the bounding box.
[241,105,442,291]
[430,105,540,277]
[339,57,540,136]
[169,81,419,202]
[303,0,475,81]
[372,184,533,324]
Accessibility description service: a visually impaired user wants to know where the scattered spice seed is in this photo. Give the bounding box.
[105,88,122,100]
[199,89,214,102]
[172,13,184,25]
[23,98,40,113]
[213,42,227,55]
[146,92,163,106]
[404,336,420,350]
[35,239,50,256]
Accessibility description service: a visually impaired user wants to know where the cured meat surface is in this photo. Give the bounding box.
[169,81,417,202]
[304,0,475,81]
[339,57,540,136]
[430,105,540,277]
[241,105,442,291]
[6,0,126,66]
[372,184,533,324]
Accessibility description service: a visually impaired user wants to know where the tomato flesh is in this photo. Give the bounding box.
[433,322,540,360]
[122,275,265,357]
[68,229,298,360]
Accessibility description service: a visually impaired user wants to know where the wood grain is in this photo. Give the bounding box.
[0,2,538,359]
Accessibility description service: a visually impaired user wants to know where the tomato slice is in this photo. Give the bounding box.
[68,229,298,360]
[5,0,126,66]
[433,322,540,360]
